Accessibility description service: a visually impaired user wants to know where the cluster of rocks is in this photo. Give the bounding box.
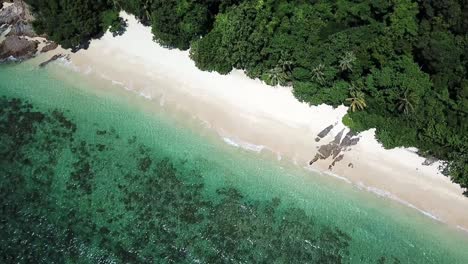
[0,0,57,62]
[310,124,361,170]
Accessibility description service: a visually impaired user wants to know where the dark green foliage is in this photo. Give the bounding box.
[0,97,352,262]
[24,0,468,191]
[101,9,127,37]
[190,27,233,74]
[25,0,121,50]
[149,0,243,50]
[187,0,468,193]
[149,0,212,50]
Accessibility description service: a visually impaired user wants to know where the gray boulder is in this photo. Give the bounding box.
[7,20,36,37]
[0,35,37,61]
[0,0,24,25]
[41,41,58,53]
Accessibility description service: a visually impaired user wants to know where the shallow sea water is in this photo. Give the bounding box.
[1,62,468,263]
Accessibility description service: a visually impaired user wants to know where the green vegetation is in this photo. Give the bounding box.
[25,0,467,193]
[346,90,367,112]
[112,0,241,49]
[26,0,125,50]
[101,9,127,37]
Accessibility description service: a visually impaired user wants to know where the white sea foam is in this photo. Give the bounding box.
[276,153,282,161]
[57,57,80,72]
[356,182,442,222]
[304,166,354,185]
[241,141,265,152]
[222,137,240,148]
[83,66,93,75]
[6,55,17,61]
[139,91,152,100]
[323,171,352,184]
[222,136,265,153]
[456,225,468,233]
[111,80,124,86]
[304,169,443,223]
[99,73,111,81]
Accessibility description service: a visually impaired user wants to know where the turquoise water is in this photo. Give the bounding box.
[1,61,468,263]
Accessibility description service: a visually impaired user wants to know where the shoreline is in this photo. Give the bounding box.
[32,13,468,231]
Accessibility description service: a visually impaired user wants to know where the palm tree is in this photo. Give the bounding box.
[346,91,367,112]
[339,51,356,72]
[143,0,153,21]
[279,58,293,73]
[396,89,417,114]
[265,67,287,86]
[311,64,326,84]
[348,82,358,93]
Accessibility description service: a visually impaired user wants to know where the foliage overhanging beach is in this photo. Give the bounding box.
[24,0,468,193]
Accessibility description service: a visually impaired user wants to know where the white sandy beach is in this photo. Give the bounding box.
[34,13,468,231]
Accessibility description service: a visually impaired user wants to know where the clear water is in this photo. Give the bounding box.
[1,61,467,263]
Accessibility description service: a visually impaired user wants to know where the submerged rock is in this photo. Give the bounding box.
[39,53,66,67]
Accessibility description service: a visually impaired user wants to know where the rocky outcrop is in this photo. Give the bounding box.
[7,20,35,36]
[0,35,37,60]
[39,53,66,67]
[315,124,334,142]
[0,23,8,35]
[1,1,17,25]
[0,0,40,62]
[422,156,438,166]
[329,154,344,170]
[309,128,361,170]
[41,41,58,53]
[340,130,360,149]
[0,0,33,26]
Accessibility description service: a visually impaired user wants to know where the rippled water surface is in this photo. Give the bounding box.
[1,62,468,263]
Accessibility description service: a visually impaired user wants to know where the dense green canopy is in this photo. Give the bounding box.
[26,0,125,50]
[25,0,468,194]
